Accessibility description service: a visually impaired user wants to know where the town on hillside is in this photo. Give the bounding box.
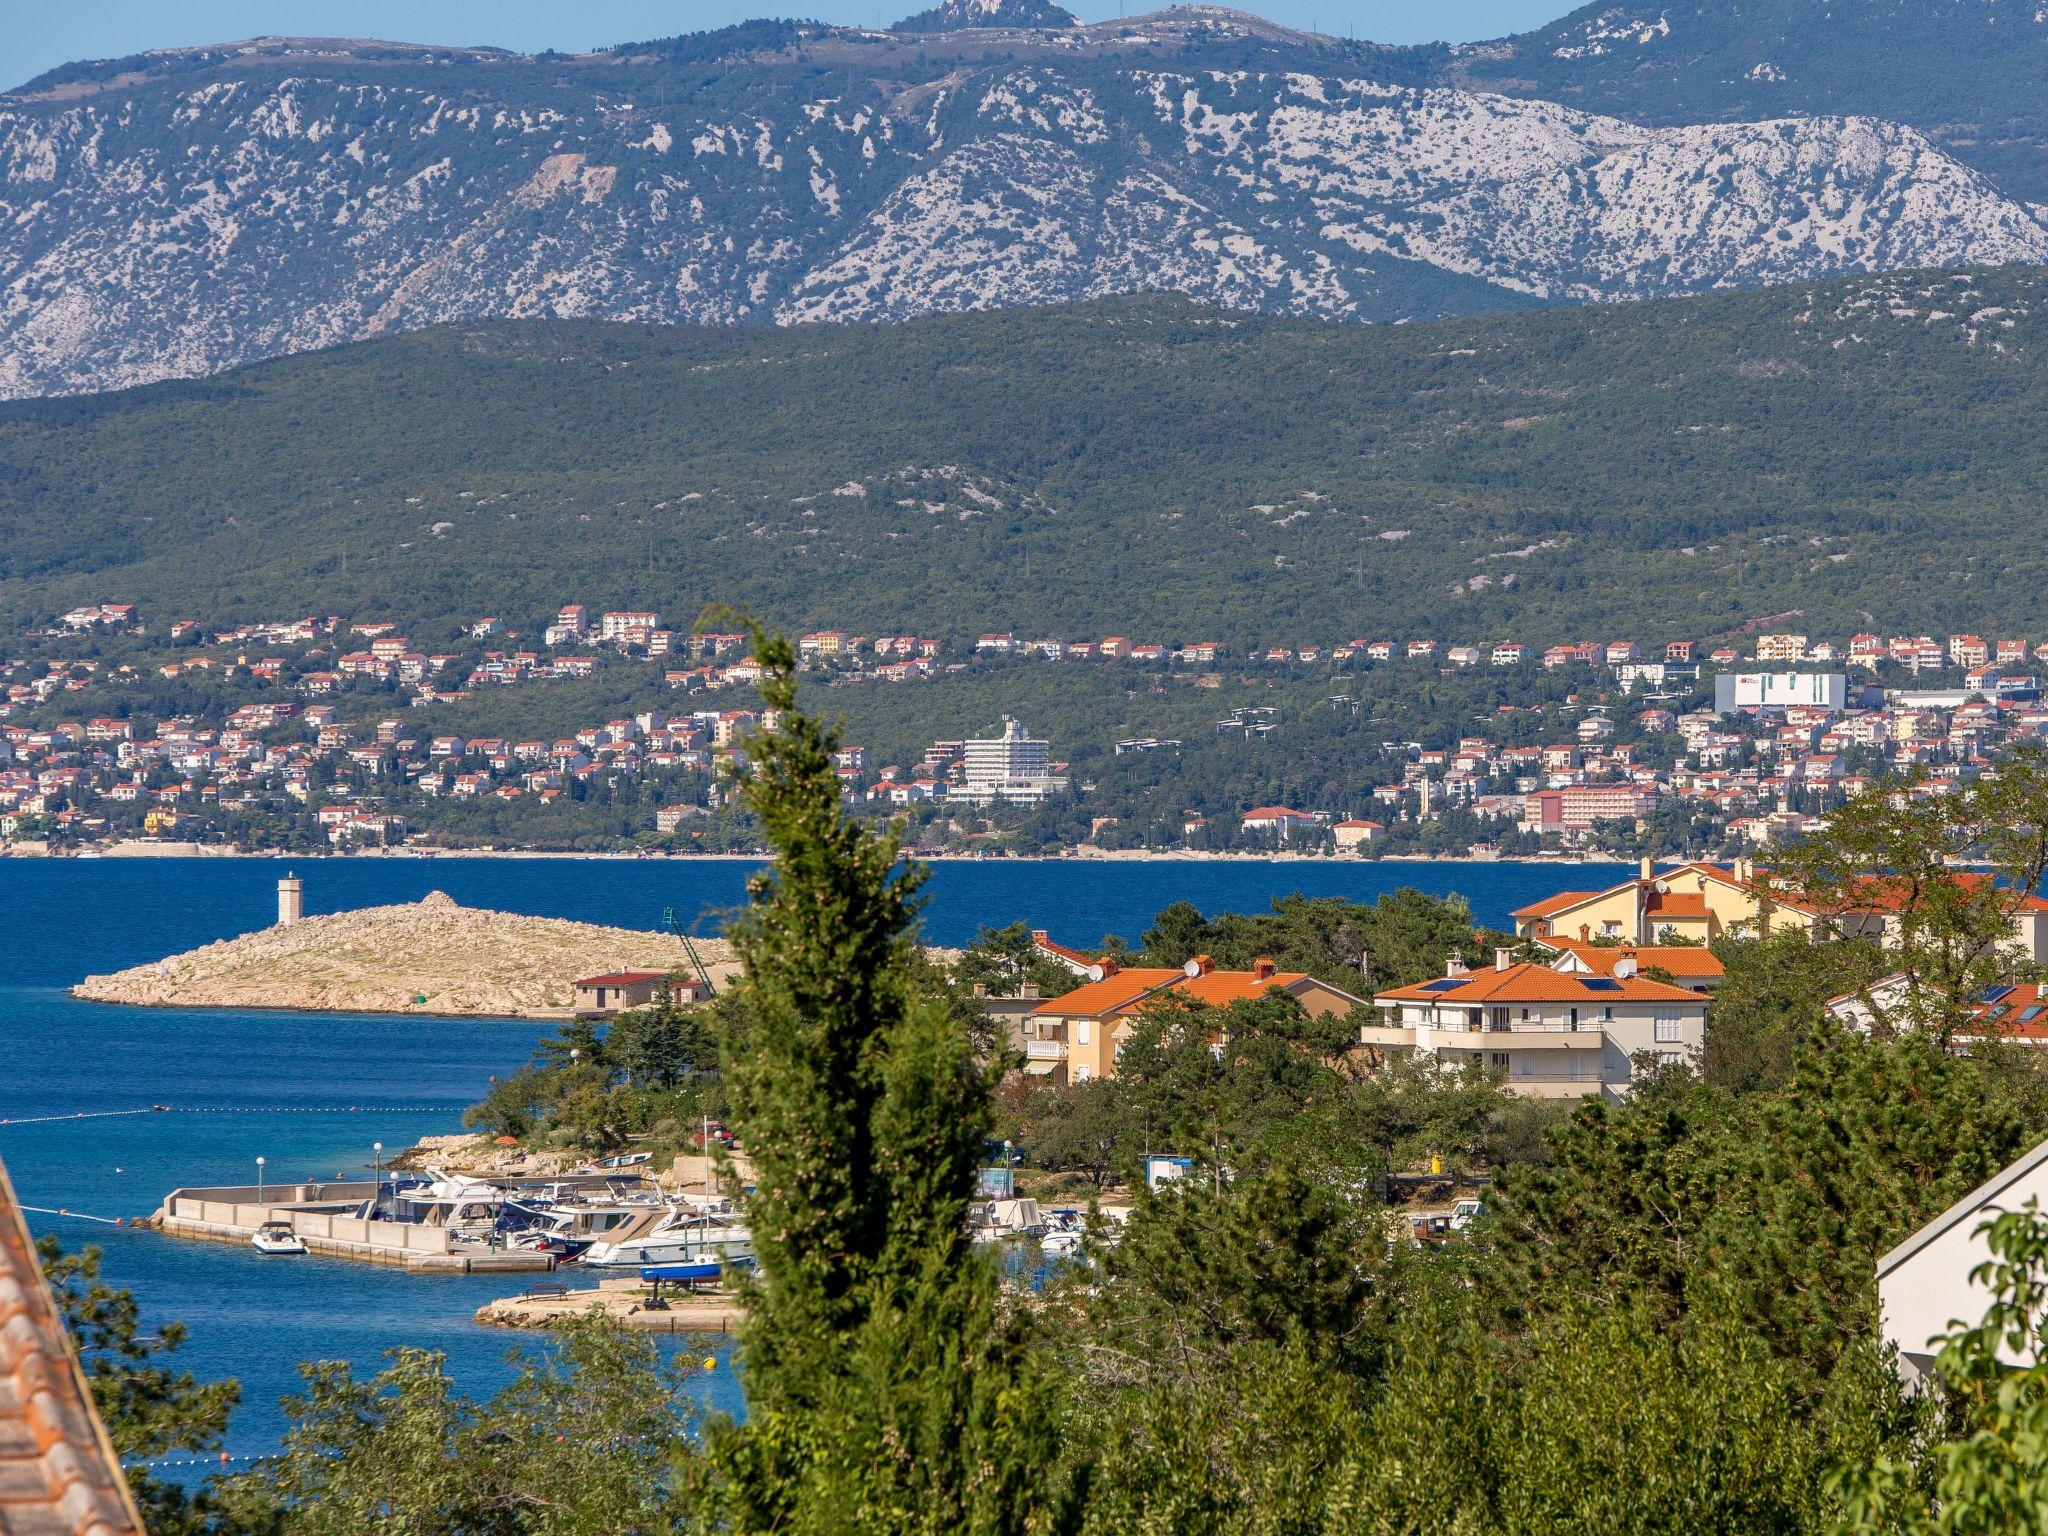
[5,604,2044,856]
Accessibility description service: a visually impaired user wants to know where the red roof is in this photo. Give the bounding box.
[0,1156,145,1536]
[575,970,669,987]
[1037,963,1358,1018]
[1540,938,1724,981]
[1377,961,1705,1006]
[1510,890,1599,920]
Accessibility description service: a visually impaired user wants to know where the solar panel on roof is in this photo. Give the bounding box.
[1421,978,1467,992]
[1980,985,2016,1005]
[1580,978,1623,992]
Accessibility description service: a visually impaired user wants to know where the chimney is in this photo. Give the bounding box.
[1097,956,1118,978]
[1578,923,1591,942]
[1733,856,1755,885]
[1031,929,1049,944]
[1190,953,1215,976]
[1445,950,1468,978]
[1496,947,1514,972]
[1639,854,1654,882]
[1252,957,1277,982]
[1021,982,1039,1000]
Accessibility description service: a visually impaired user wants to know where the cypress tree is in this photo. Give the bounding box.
[702,626,1074,1536]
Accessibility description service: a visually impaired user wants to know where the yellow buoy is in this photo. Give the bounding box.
[702,1357,717,1371]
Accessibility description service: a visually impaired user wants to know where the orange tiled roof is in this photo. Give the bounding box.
[1509,891,1600,920]
[1037,965,1356,1018]
[1644,890,1710,918]
[1376,961,1705,1006]
[1540,938,1725,980]
[0,1155,145,1536]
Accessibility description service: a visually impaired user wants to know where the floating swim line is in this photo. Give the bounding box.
[0,1105,471,1125]
[17,1205,127,1225]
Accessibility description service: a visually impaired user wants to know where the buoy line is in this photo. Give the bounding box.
[18,1205,127,1225]
[0,1105,470,1126]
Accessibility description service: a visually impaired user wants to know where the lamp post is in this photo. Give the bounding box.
[373,1142,383,1201]
[255,1156,266,1206]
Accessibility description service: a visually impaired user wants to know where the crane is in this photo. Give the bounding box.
[661,906,718,998]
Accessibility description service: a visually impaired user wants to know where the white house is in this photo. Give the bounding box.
[1367,950,1707,1100]
[1879,1136,2048,1380]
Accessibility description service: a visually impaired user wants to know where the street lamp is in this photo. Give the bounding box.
[373,1142,383,1198]
[255,1156,266,1205]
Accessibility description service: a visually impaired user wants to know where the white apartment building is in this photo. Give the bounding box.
[1367,951,1708,1099]
[954,716,1067,805]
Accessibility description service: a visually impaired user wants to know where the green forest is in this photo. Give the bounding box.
[8,264,2048,647]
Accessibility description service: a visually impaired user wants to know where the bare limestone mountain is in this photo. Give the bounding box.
[4,3,2048,396]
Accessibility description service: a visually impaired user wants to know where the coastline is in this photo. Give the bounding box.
[9,844,1624,867]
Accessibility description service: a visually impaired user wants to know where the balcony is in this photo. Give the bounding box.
[1023,1039,1067,1061]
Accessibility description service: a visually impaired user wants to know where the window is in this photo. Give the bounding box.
[1601,1006,1614,1021]
[1654,1012,1683,1043]
[1073,1064,1093,1082]
[1568,1007,1580,1030]
[1075,1020,1092,1046]
[1602,921,1622,938]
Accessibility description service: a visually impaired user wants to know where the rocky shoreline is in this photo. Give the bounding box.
[71,891,736,1018]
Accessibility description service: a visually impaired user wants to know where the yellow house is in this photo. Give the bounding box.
[1019,955,1368,1084]
[1510,857,1814,946]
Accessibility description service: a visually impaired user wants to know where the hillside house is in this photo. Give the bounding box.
[1368,950,1708,1099]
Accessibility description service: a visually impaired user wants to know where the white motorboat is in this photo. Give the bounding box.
[580,1209,753,1269]
[250,1220,308,1256]
[968,1197,1047,1244]
[390,1169,511,1237]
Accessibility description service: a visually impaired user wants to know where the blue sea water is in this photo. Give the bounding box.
[0,854,1621,1468]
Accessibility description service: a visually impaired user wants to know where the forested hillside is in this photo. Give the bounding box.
[6,265,2048,644]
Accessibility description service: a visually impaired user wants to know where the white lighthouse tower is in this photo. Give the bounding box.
[278,871,304,927]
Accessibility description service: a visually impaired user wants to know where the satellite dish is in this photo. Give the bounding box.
[1653,879,1670,893]
[1183,959,1202,978]
[1087,963,1106,983]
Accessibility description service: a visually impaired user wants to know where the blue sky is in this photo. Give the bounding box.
[6,1,1572,91]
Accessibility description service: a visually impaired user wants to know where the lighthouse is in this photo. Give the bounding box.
[278,872,304,927]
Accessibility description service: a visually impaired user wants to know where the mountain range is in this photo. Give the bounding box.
[6,0,2048,396]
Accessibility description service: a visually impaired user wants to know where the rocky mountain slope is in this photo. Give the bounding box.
[5,5,2048,397]
[1454,0,2048,202]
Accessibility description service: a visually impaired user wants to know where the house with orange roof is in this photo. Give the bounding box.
[1367,949,1708,1098]
[1018,954,1367,1084]
[1509,856,1804,946]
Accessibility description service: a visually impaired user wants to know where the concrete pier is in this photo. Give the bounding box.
[153,1181,555,1273]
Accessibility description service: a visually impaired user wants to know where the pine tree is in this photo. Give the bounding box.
[701,626,1074,1536]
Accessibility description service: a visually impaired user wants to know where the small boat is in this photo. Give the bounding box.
[639,1260,740,1285]
[1040,1228,1083,1257]
[581,1209,753,1269]
[968,1197,1047,1244]
[250,1220,308,1256]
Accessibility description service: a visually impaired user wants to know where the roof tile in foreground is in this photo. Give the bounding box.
[0,1155,143,1536]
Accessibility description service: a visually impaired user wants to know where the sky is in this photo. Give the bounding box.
[5,0,1573,91]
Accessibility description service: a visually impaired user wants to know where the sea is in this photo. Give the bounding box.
[0,854,1623,1472]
